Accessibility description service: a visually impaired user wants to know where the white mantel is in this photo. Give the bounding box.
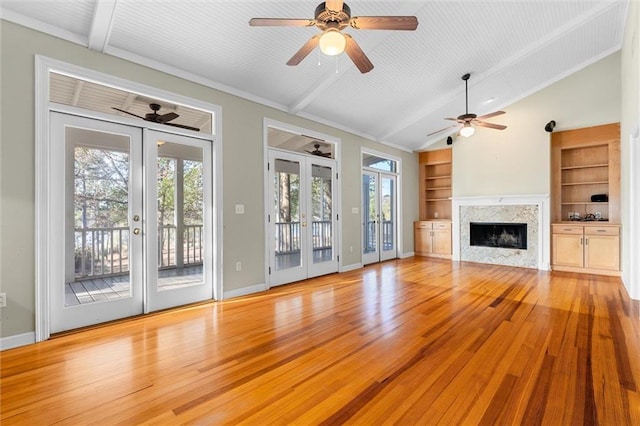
[452,194,551,270]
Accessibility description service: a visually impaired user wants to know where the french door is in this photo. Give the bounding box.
[267,150,338,286]
[362,171,398,265]
[49,113,213,333]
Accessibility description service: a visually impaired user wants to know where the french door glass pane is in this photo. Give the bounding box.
[312,164,332,264]
[363,174,377,254]
[156,142,204,290]
[274,159,301,271]
[68,132,131,306]
[381,177,395,251]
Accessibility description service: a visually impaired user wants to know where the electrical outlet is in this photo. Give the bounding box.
[235,261,242,272]
[0,293,6,308]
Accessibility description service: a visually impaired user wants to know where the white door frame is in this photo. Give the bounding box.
[263,118,341,287]
[629,127,640,300]
[35,56,223,341]
[361,148,401,265]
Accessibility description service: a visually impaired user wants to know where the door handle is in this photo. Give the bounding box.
[133,228,141,235]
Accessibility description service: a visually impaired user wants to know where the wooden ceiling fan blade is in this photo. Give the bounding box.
[427,124,458,136]
[350,16,418,30]
[249,18,315,27]
[287,35,321,66]
[325,0,344,12]
[444,117,463,122]
[475,121,507,130]
[476,110,505,120]
[112,107,144,119]
[344,34,374,73]
[159,112,179,122]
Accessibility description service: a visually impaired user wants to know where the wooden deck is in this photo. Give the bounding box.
[64,265,203,306]
[2,257,639,424]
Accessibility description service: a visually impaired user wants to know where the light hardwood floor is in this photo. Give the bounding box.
[2,257,639,425]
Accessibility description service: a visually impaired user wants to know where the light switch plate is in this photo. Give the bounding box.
[235,204,245,214]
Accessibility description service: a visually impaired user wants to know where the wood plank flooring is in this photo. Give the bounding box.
[2,257,639,425]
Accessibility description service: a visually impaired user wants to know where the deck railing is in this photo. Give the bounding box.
[74,224,203,279]
[275,220,332,254]
[364,220,394,252]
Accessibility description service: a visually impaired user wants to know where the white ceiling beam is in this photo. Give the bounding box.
[88,0,118,52]
[120,93,137,110]
[71,80,85,106]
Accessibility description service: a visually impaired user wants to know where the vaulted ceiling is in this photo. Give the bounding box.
[1,1,628,152]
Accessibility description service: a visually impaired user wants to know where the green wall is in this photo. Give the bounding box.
[0,21,419,339]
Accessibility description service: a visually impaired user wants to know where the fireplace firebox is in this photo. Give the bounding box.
[470,222,527,250]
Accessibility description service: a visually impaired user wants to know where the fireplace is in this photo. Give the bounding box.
[470,222,527,250]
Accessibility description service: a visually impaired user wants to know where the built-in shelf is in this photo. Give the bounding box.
[561,164,608,170]
[561,181,608,186]
[419,148,452,221]
[561,202,609,205]
[551,123,620,223]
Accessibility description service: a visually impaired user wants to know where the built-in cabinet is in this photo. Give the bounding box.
[416,148,452,258]
[414,221,452,258]
[551,123,620,276]
[551,224,620,276]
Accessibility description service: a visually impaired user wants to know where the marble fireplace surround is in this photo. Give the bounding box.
[452,195,551,270]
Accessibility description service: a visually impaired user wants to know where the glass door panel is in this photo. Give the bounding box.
[362,172,379,265]
[50,112,143,333]
[380,174,397,261]
[307,159,338,278]
[145,130,213,312]
[311,164,333,264]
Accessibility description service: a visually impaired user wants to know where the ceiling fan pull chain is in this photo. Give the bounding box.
[335,56,340,74]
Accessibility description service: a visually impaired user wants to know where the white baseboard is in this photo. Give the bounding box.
[340,263,362,272]
[1,332,36,350]
[223,283,268,300]
[400,251,415,258]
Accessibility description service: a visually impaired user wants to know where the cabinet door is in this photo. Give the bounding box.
[585,235,619,271]
[432,228,451,255]
[552,233,584,268]
[414,223,433,255]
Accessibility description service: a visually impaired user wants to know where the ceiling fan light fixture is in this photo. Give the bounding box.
[319,29,346,56]
[460,123,475,138]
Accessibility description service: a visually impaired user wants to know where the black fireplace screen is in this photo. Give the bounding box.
[470,222,527,250]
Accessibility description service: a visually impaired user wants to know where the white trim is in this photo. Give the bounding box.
[1,332,36,351]
[400,251,415,259]
[223,283,268,300]
[341,263,363,272]
[627,128,640,300]
[35,56,224,339]
[451,194,551,271]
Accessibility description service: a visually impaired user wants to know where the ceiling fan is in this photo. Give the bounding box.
[428,73,507,138]
[306,143,332,157]
[249,1,418,73]
[112,103,200,131]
